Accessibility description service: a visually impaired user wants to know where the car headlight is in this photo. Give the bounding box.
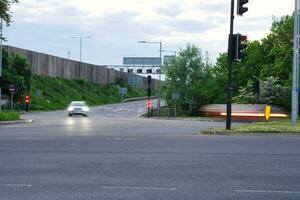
[82,107,90,112]
[68,107,74,111]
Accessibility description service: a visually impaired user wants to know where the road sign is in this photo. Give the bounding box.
[119,87,128,95]
[9,85,15,93]
[35,89,42,97]
[119,87,128,100]
[172,92,180,100]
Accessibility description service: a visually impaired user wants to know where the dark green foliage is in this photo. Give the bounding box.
[214,14,294,110]
[2,49,30,102]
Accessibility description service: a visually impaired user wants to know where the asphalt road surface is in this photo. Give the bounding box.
[0,100,300,200]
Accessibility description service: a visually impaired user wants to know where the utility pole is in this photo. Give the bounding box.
[0,18,3,112]
[292,0,300,125]
[158,41,162,111]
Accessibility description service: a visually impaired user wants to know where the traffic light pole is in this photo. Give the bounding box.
[0,18,2,112]
[226,0,235,130]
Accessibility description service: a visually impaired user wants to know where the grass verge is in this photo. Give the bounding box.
[28,75,146,111]
[202,121,300,135]
[0,111,20,121]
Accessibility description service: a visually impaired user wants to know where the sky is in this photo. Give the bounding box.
[4,0,294,65]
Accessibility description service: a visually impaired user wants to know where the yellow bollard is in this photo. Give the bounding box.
[264,105,272,122]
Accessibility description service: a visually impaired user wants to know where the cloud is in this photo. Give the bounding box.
[5,0,295,64]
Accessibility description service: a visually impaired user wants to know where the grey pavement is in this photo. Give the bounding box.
[0,100,300,200]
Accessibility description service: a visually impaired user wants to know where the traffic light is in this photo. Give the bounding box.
[237,0,248,16]
[235,34,247,62]
[25,95,30,104]
[147,75,152,85]
[147,75,152,98]
[147,100,153,109]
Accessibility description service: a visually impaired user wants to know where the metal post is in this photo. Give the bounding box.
[226,0,235,130]
[10,92,13,111]
[0,18,2,112]
[157,42,162,111]
[79,38,82,63]
[175,99,177,118]
[292,0,300,125]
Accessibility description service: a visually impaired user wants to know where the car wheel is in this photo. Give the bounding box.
[68,113,72,117]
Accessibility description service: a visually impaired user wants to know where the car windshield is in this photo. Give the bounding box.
[70,102,86,106]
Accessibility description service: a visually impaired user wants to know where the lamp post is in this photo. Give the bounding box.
[138,40,162,110]
[292,0,300,125]
[71,36,92,63]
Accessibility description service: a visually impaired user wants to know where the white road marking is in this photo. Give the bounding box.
[234,189,300,194]
[110,137,137,141]
[101,186,176,191]
[1,184,32,187]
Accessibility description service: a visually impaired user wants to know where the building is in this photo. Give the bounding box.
[110,56,175,81]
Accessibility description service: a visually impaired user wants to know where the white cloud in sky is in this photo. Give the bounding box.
[4,0,294,64]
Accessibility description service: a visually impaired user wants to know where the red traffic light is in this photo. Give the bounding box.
[147,100,153,109]
[25,95,30,104]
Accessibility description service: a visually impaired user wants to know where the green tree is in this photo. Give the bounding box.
[233,76,288,107]
[214,14,294,110]
[163,45,216,115]
[0,0,18,25]
[2,50,31,102]
[260,15,294,85]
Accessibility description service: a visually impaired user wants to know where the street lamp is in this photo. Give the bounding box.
[71,36,92,63]
[138,40,162,110]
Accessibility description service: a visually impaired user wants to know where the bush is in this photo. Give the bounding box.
[0,111,20,121]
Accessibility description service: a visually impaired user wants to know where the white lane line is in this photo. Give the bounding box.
[1,184,32,187]
[234,189,300,194]
[101,186,176,191]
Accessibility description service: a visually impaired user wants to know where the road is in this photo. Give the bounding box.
[0,100,300,200]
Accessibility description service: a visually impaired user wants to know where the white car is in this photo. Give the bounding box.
[67,101,90,117]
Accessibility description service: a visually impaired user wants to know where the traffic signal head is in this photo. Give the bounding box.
[237,0,249,16]
[235,34,247,62]
[147,100,153,109]
[147,75,152,85]
[25,95,30,104]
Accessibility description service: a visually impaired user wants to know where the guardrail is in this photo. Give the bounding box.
[122,96,157,103]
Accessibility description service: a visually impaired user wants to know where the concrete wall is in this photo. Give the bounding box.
[4,45,157,90]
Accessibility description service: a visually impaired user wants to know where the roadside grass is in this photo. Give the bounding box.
[0,111,20,121]
[29,75,146,111]
[202,119,300,135]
